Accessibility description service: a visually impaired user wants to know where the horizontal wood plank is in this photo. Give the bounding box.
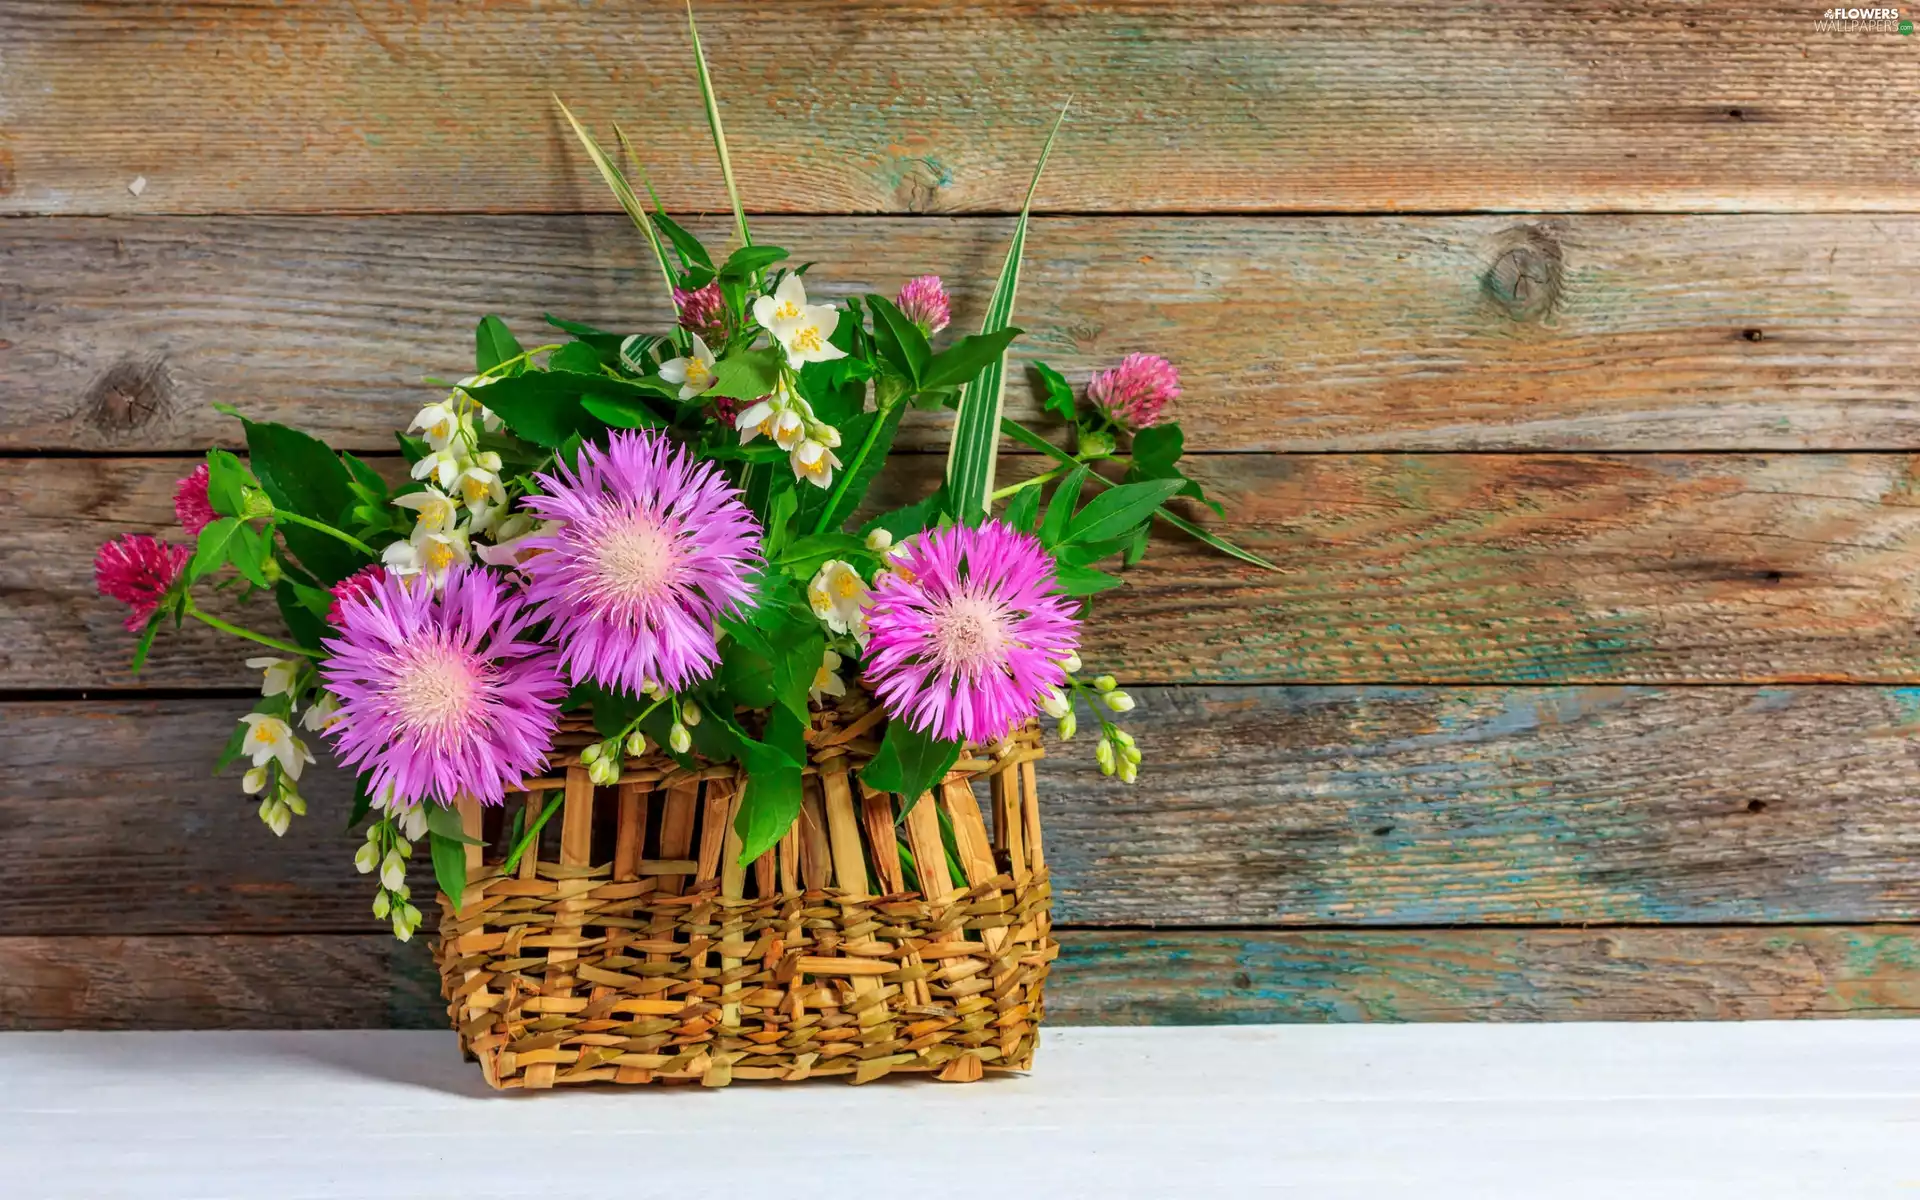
[5,927,1915,1029]
[6,689,1919,934]
[2,3,1915,216]
[7,214,1920,454]
[15,453,1920,689]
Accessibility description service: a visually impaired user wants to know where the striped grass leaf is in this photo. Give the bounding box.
[944,101,1071,523]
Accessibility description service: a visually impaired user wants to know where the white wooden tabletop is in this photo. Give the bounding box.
[4,1023,1917,1198]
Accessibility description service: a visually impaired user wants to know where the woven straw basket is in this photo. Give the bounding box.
[434,691,1057,1089]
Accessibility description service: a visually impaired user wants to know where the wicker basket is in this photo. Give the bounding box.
[434,692,1056,1089]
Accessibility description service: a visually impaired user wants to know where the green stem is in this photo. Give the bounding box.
[501,796,565,874]
[813,403,896,535]
[475,344,565,381]
[273,511,377,557]
[187,608,318,658]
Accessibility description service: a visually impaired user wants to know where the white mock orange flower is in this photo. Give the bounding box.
[659,333,720,401]
[752,275,847,370]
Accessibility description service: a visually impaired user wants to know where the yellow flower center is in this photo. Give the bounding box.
[425,541,457,570]
[685,359,711,386]
[420,498,451,527]
[773,300,801,322]
[429,419,450,440]
[460,478,489,506]
[834,573,862,599]
[791,326,824,354]
[250,725,276,744]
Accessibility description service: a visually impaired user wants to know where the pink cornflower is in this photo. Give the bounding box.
[327,564,389,623]
[94,534,190,632]
[863,521,1079,745]
[1088,353,1180,430]
[174,464,217,536]
[674,281,729,347]
[894,274,951,336]
[520,429,762,695]
[320,566,565,808]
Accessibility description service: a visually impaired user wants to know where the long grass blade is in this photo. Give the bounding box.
[554,96,678,313]
[612,123,683,309]
[945,99,1071,522]
[687,3,750,250]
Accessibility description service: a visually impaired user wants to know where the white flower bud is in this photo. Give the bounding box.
[643,680,666,700]
[392,912,414,942]
[394,883,411,902]
[1117,759,1138,784]
[1094,675,1117,693]
[1039,688,1071,720]
[1121,742,1142,765]
[1061,651,1082,674]
[1104,690,1136,713]
[354,842,378,874]
[669,723,692,755]
[399,805,427,842]
[267,803,292,838]
[372,889,391,919]
[380,850,406,892]
[242,765,270,795]
[1113,728,1136,748]
[1096,739,1116,775]
[1057,711,1077,741]
[580,741,603,765]
[681,701,702,727]
[864,528,894,553]
[626,730,649,757]
[283,788,307,817]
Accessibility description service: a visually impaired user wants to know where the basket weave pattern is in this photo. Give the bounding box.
[435,698,1056,1089]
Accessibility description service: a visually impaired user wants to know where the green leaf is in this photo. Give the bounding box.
[229,521,272,589]
[711,347,782,402]
[686,5,751,252]
[1057,533,1138,568]
[720,244,789,282]
[774,532,866,578]
[1065,478,1188,545]
[466,370,645,448]
[1131,423,1184,477]
[128,599,169,676]
[548,342,603,375]
[733,708,806,865]
[921,327,1022,393]
[554,97,679,313]
[1149,502,1282,571]
[340,452,388,501]
[242,419,364,584]
[475,315,523,373]
[1004,482,1042,532]
[1052,563,1126,596]
[212,711,251,776]
[860,721,962,811]
[275,580,328,652]
[427,802,483,846]
[581,394,667,429]
[944,101,1070,522]
[189,517,241,584]
[429,831,468,911]
[205,450,252,517]
[861,490,945,544]
[1032,361,1077,422]
[865,294,931,385]
[650,210,715,276]
[1039,465,1088,547]
[1124,520,1151,567]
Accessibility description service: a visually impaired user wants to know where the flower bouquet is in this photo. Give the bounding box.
[94,12,1267,1089]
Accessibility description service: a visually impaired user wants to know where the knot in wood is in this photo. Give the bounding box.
[1482,227,1565,324]
[84,356,176,436]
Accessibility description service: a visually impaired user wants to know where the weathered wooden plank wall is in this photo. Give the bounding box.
[3,0,1918,1030]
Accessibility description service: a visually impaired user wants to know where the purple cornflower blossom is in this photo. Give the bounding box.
[894,274,951,336]
[1087,353,1180,430]
[94,534,190,632]
[174,464,218,536]
[519,429,762,695]
[674,281,730,347]
[863,521,1079,744]
[320,565,565,809]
